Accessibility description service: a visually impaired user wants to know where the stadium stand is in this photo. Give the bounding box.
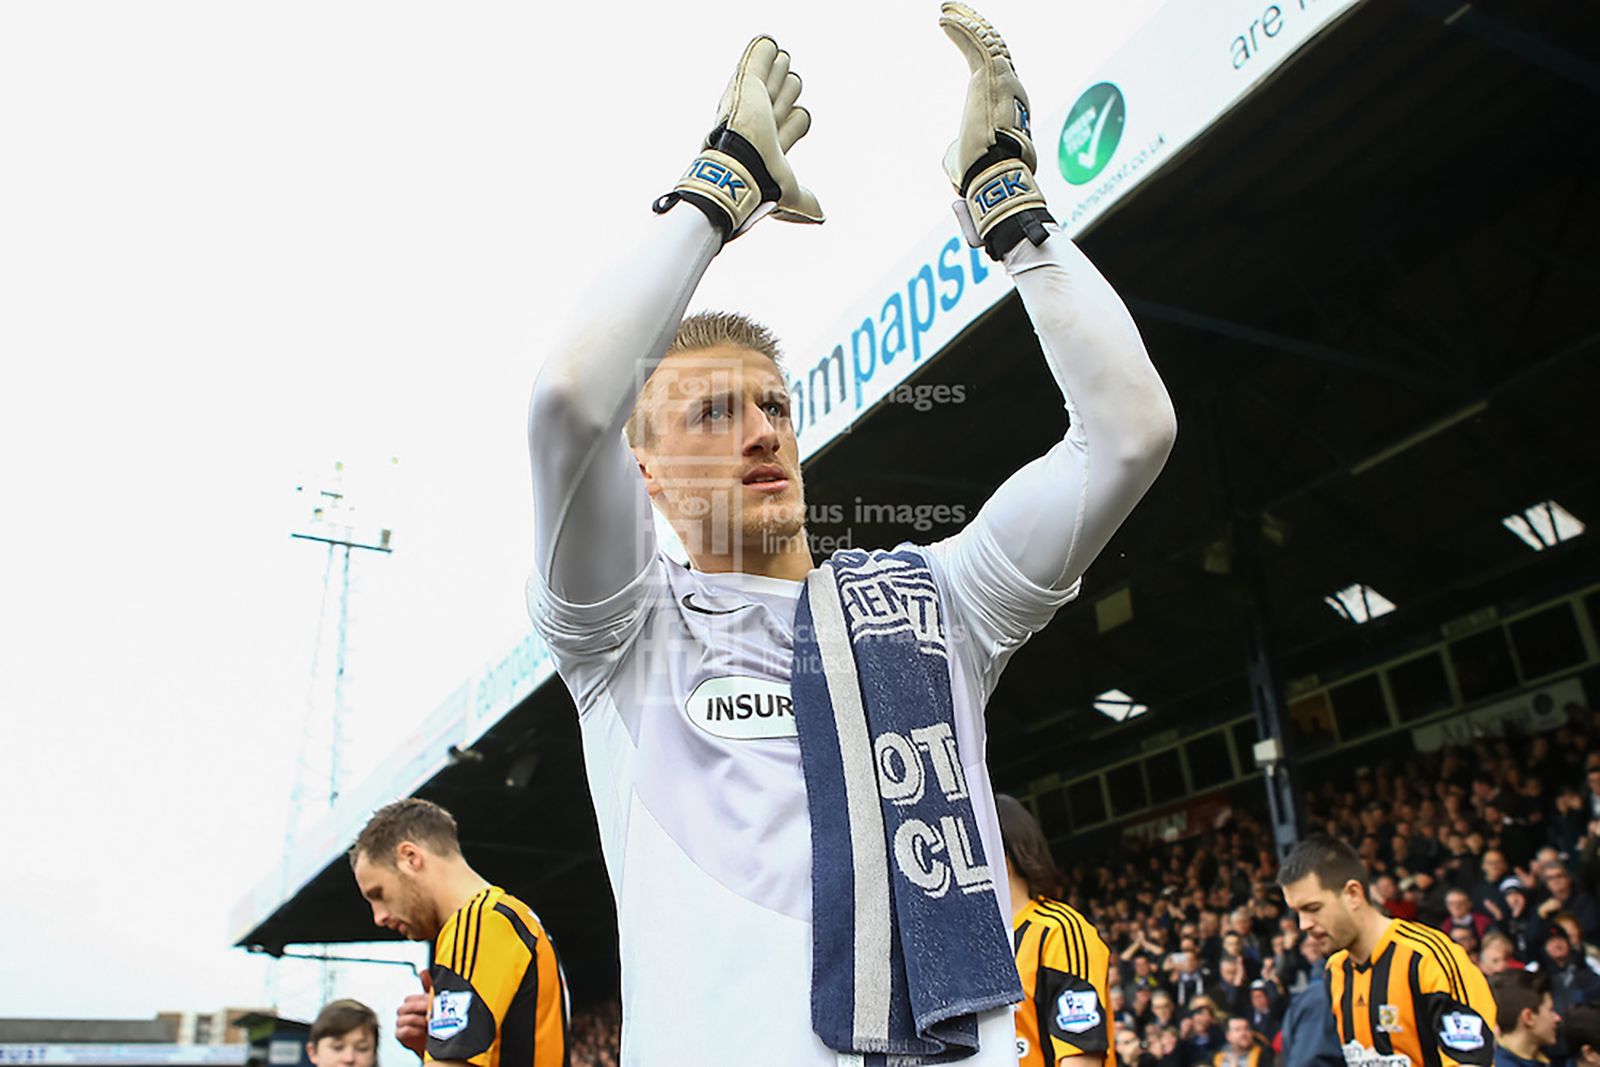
[231,2,1600,1063]
[1088,702,1600,1064]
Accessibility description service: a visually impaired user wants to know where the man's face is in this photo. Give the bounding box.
[352,849,437,941]
[1480,939,1510,975]
[1550,934,1573,966]
[1282,874,1361,953]
[1446,891,1470,918]
[306,1029,376,1067]
[1154,996,1174,1020]
[633,346,806,562]
[1115,1029,1142,1061]
[1549,867,1575,901]
[1530,993,1562,1046]
[1227,1018,1252,1051]
[1483,851,1507,881]
[1251,989,1269,1012]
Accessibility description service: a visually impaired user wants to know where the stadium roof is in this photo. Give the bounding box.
[234,0,1600,1003]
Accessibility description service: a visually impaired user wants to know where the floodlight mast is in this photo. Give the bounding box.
[282,459,397,1005]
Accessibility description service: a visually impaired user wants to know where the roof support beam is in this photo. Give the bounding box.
[1409,0,1600,96]
[1127,299,1467,395]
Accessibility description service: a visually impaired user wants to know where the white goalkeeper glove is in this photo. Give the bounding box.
[940,2,1053,259]
[653,36,824,243]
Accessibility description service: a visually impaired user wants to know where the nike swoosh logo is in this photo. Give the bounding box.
[681,592,752,616]
[1078,96,1116,167]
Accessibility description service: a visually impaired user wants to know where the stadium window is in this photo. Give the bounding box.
[1066,776,1108,828]
[1106,761,1149,816]
[1449,627,1518,703]
[1502,500,1584,551]
[1324,583,1397,624]
[1288,692,1338,755]
[1145,749,1186,806]
[1185,730,1234,791]
[1093,687,1149,722]
[1330,673,1391,741]
[1509,603,1587,681]
[1230,719,1259,775]
[1387,651,1453,723]
[1035,786,1071,836]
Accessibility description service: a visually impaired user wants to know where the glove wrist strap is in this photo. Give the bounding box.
[963,157,1048,237]
[653,149,764,242]
[953,157,1053,260]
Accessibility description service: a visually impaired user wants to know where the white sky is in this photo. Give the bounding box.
[0,0,1164,1058]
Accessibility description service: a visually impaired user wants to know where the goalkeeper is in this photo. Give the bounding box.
[525,6,1176,1064]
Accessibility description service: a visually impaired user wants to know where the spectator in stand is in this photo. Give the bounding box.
[1474,850,1511,913]
[1481,932,1523,976]
[1127,952,1166,1002]
[1245,981,1280,1043]
[1211,1017,1270,1067]
[1552,911,1600,976]
[1213,956,1250,1019]
[1450,924,1482,967]
[1220,934,1256,981]
[1181,1001,1224,1067]
[1148,1026,1181,1067]
[1550,786,1587,859]
[1116,1027,1151,1067]
[1582,767,1600,824]
[1172,952,1209,1012]
[1541,863,1600,941]
[1490,970,1563,1067]
[1499,880,1545,962]
[1535,925,1600,1021]
[1228,909,1263,968]
[1149,991,1179,1035]
[1129,987,1154,1034]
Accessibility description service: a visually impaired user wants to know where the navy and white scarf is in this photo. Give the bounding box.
[792,546,1021,1062]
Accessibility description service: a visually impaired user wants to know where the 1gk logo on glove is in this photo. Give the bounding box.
[974,170,1033,217]
[687,159,749,201]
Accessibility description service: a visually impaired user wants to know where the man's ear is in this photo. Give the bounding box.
[396,841,424,872]
[633,446,663,500]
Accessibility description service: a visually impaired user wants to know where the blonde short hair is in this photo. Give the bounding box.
[626,311,786,447]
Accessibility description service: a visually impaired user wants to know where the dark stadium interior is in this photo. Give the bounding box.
[238,0,1600,1009]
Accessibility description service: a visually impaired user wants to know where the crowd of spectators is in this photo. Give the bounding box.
[568,999,620,1067]
[562,704,1600,1065]
[1071,706,1600,1065]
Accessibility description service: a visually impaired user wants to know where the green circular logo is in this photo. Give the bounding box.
[1059,82,1126,185]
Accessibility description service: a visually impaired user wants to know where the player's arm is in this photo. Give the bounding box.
[527,38,822,608]
[1414,945,1495,1066]
[1034,918,1112,1065]
[929,5,1175,655]
[424,906,561,1067]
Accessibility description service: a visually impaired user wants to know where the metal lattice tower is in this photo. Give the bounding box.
[276,458,397,1007]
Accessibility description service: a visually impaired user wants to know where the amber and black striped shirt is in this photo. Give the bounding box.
[1012,897,1117,1066]
[426,886,569,1067]
[1325,918,1495,1067]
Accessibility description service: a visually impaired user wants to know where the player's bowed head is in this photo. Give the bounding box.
[1277,833,1383,957]
[348,797,475,943]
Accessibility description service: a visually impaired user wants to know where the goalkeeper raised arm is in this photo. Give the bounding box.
[524,6,1175,1064]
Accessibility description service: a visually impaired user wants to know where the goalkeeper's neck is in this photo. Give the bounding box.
[688,527,816,582]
